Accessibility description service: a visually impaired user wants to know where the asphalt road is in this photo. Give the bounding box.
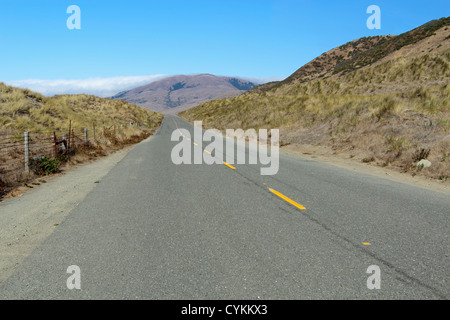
[0,115,448,299]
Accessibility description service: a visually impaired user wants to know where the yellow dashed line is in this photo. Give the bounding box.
[362,242,372,246]
[268,188,306,210]
[173,119,308,213]
[223,162,236,170]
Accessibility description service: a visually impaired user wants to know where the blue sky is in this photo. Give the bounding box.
[0,0,448,96]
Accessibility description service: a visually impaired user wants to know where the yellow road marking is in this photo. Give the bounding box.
[174,119,306,212]
[172,119,233,172]
[268,188,306,210]
[173,119,184,136]
[362,242,372,246]
[223,162,236,170]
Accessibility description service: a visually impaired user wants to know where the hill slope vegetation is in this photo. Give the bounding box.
[180,18,450,181]
[0,83,164,189]
[0,83,163,135]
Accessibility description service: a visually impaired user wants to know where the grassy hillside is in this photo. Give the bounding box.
[0,83,163,134]
[180,31,450,181]
[0,83,164,189]
[250,17,450,94]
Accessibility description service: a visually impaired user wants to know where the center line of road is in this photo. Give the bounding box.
[173,120,306,210]
[223,162,236,170]
[268,188,306,210]
[172,119,250,173]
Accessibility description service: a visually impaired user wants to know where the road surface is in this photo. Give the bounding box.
[0,115,448,299]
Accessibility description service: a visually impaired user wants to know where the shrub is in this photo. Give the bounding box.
[41,157,60,175]
[412,148,431,162]
[30,156,60,175]
[362,156,375,163]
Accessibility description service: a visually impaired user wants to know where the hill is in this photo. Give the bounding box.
[180,18,450,181]
[0,83,164,188]
[111,74,258,114]
[250,17,450,93]
[0,83,163,135]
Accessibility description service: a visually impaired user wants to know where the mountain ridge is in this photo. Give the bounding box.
[111,74,258,114]
[249,17,450,94]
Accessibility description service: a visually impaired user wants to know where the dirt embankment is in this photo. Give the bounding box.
[280,143,449,195]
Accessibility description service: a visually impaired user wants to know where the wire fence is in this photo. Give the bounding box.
[0,121,139,190]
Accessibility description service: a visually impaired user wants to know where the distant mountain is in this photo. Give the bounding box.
[111,74,258,114]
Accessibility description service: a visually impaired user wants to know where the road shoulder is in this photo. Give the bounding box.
[281,143,449,195]
[0,142,141,284]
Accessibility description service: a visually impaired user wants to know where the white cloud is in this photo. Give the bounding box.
[5,75,168,98]
[241,76,285,84]
[4,74,284,98]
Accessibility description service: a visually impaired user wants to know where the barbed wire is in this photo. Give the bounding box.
[0,141,23,145]
[0,138,23,144]
[0,123,137,187]
[0,144,24,151]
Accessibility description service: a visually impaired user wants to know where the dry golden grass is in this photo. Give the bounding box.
[0,83,163,135]
[0,83,164,190]
[180,48,450,181]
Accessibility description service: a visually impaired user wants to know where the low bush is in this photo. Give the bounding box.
[30,156,60,175]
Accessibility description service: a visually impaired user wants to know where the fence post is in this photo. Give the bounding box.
[84,128,88,143]
[24,132,29,173]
